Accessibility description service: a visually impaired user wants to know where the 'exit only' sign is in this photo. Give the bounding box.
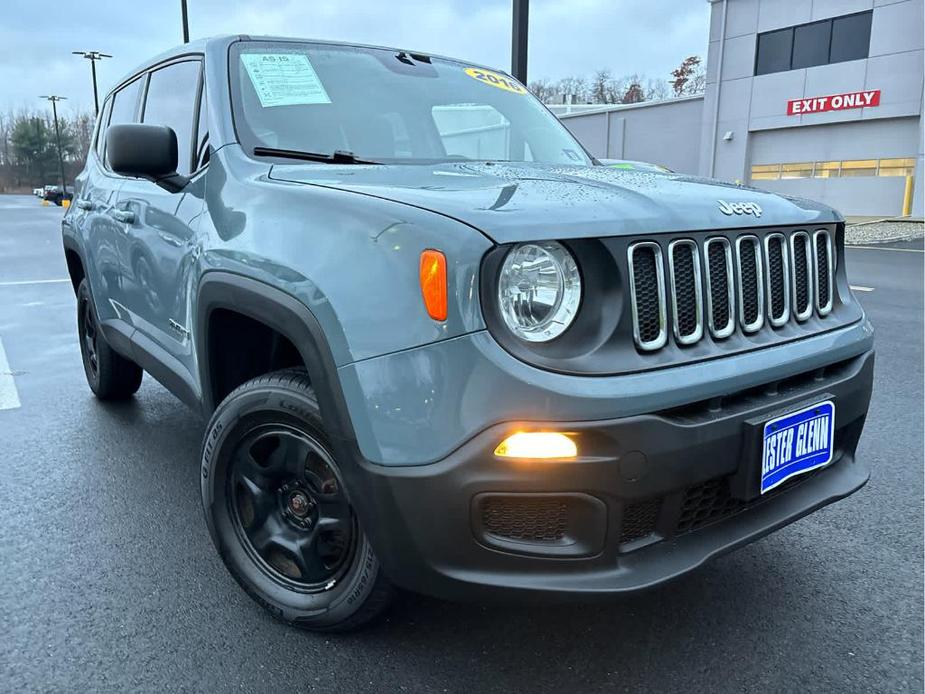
[787,89,880,115]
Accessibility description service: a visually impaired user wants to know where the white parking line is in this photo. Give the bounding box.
[848,245,924,253]
[850,285,875,292]
[0,278,70,287]
[0,337,22,411]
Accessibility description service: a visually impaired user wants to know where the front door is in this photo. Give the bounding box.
[113,59,206,374]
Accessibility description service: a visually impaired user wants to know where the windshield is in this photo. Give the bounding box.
[230,41,591,165]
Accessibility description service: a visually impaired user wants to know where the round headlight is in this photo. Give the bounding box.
[497,242,581,342]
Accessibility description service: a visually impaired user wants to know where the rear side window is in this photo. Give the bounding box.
[194,87,209,170]
[94,96,113,159]
[105,76,144,168]
[109,76,144,127]
[142,60,201,176]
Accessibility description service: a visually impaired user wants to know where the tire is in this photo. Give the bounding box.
[76,279,143,400]
[200,368,394,632]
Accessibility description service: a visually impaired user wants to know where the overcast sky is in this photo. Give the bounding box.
[1,0,709,115]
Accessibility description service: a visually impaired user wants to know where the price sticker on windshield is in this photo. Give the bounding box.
[464,68,527,95]
[241,53,331,108]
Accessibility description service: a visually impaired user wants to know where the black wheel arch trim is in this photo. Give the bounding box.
[195,271,358,450]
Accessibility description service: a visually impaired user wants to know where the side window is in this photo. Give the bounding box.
[105,76,144,167]
[94,96,113,159]
[194,87,209,170]
[142,61,201,176]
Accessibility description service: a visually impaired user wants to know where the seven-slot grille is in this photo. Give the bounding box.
[628,228,835,352]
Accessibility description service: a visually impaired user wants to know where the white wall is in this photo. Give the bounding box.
[559,97,705,174]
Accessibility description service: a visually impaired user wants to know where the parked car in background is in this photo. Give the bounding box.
[43,185,72,206]
[33,187,44,197]
[63,35,874,632]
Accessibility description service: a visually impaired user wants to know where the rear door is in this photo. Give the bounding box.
[75,76,144,325]
[114,59,206,372]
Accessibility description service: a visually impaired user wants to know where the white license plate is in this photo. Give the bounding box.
[761,401,835,494]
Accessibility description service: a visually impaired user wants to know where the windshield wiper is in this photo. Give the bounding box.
[253,146,380,165]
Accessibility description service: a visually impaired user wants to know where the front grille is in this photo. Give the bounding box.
[764,234,790,326]
[814,230,833,315]
[628,242,667,350]
[480,496,568,543]
[736,236,764,332]
[668,240,704,344]
[704,237,735,338]
[627,228,836,352]
[790,232,813,321]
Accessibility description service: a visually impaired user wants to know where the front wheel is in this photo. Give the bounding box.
[200,369,394,631]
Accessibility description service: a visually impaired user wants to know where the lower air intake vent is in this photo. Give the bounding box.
[480,496,568,543]
[619,498,661,545]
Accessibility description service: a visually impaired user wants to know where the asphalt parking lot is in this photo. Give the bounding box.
[1,194,922,693]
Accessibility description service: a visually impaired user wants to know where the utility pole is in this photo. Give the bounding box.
[181,0,190,43]
[39,96,68,196]
[511,0,529,84]
[72,51,112,115]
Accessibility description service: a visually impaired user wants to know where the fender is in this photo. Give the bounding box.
[195,271,358,451]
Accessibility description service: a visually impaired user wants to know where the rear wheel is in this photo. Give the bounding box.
[76,279,143,399]
[201,369,394,631]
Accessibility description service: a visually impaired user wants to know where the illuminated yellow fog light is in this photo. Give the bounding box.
[494,432,577,460]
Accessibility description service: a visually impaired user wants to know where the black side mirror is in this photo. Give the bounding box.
[107,123,189,193]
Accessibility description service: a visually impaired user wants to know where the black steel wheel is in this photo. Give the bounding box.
[76,279,143,400]
[201,369,394,631]
[229,425,356,591]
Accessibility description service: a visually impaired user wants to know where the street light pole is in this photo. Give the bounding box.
[181,0,190,43]
[72,51,112,116]
[39,95,68,196]
[511,0,529,84]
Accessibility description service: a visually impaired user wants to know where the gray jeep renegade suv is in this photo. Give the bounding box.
[62,35,874,631]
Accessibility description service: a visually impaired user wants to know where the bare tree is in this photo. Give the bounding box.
[591,69,612,104]
[645,78,671,101]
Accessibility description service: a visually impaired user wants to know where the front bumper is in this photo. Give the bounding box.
[350,350,874,600]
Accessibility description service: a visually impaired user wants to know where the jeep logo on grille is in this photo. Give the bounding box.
[718,200,762,217]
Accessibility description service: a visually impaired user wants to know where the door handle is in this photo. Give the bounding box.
[75,199,93,211]
[112,210,135,224]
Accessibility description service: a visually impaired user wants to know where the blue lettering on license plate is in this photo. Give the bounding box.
[761,401,835,494]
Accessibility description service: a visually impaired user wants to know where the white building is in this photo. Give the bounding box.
[560,0,924,218]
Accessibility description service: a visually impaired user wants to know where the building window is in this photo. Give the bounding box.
[830,12,873,63]
[781,162,814,179]
[751,158,917,181]
[814,161,841,178]
[792,20,832,70]
[840,159,878,177]
[878,158,916,177]
[754,11,872,76]
[750,164,781,180]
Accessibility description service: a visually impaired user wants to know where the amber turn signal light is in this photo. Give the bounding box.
[494,432,578,459]
[419,249,447,321]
